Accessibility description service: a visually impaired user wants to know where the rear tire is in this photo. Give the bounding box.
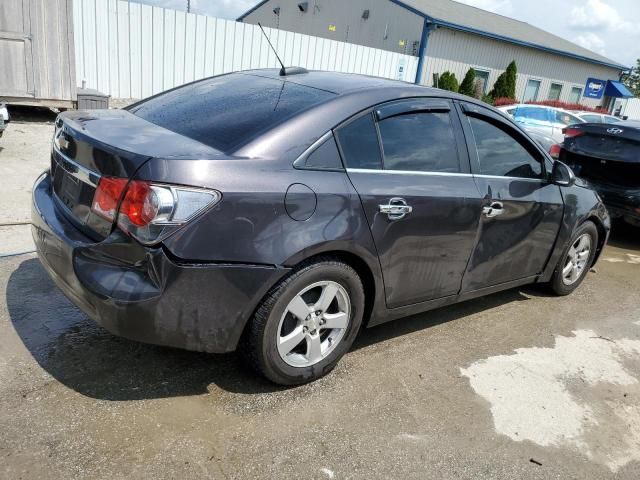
[242,258,365,385]
[549,221,598,296]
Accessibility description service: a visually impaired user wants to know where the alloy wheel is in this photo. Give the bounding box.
[276,281,351,367]
[562,234,592,286]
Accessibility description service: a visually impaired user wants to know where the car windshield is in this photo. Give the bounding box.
[128,73,335,152]
[513,107,548,122]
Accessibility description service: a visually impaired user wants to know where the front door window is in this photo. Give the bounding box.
[468,116,542,179]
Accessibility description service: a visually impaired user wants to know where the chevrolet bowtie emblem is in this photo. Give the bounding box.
[56,134,70,150]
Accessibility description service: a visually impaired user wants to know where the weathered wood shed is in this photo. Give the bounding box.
[0,0,76,107]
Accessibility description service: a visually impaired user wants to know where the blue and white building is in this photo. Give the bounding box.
[239,0,633,109]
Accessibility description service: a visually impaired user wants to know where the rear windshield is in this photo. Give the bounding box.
[128,73,335,152]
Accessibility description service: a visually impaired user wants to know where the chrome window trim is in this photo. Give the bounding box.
[472,174,546,182]
[293,131,344,171]
[346,168,473,178]
[346,168,545,182]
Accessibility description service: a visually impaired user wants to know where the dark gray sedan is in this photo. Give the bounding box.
[32,69,610,385]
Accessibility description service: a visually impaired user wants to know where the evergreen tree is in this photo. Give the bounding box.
[622,59,640,97]
[459,68,476,96]
[489,60,517,99]
[438,71,459,92]
[489,73,506,98]
[504,60,517,99]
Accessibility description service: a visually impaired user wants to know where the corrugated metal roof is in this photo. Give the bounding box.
[396,0,628,70]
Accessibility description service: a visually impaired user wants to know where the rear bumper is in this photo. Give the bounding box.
[31,172,289,353]
[590,186,640,225]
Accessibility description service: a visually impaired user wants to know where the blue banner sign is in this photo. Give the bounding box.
[584,78,605,99]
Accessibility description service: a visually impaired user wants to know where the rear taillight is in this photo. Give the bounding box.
[549,144,562,159]
[91,177,221,245]
[119,181,159,227]
[563,127,584,138]
[91,177,128,221]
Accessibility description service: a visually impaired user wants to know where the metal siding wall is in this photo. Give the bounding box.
[422,28,621,108]
[619,98,640,120]
[74,0,419,99]
[13,0,76,102]
[241,0,424,56]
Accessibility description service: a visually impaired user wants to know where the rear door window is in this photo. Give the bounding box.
[580,114,602,123]
[377,111,460,173]
[467,116,543,179]
[297,134,344,170]
[334,113,383,170]
[603,115,622,123]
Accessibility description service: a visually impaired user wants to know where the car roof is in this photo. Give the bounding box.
[240,68,428,95]
[233,69,500,160]
[238,68,497,114]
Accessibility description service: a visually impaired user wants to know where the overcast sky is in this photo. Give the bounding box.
[138,0,639,68]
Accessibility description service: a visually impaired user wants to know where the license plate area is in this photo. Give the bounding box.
[51,151,99,224]
[58,171,82,209]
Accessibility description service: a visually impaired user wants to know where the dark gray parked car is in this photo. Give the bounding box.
[32,69,610,385]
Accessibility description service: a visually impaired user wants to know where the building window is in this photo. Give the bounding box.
[523,79,541,102]
[548,83,562,101]
[569,87,582,104]
[474,70,490,94]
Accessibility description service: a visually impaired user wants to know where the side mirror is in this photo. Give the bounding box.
[551,161,576,187]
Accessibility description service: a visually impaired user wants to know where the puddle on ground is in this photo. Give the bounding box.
[603,253,640,265]
[461,329,640,472]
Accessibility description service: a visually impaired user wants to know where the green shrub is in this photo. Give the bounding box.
[438,71,459,92]
[458,68,476,97]
[489,60,517,99]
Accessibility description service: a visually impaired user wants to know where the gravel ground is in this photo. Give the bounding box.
[0,107,56,255]
[0,115,639,479]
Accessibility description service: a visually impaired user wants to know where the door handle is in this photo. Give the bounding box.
[482,201,504,218]
[379,197,413,220]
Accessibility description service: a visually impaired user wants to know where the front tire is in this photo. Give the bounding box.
[549,221,598,296]
[242,258,365,385]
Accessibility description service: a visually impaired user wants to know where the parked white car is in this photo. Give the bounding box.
[0,103,9,138]
[572,111,622,124]
[497,104,585,144]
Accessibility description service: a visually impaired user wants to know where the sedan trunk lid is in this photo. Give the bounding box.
[51,109,223,240]
[563,122,640,164]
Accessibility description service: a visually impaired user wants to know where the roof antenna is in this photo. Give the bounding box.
[258,23,287,76]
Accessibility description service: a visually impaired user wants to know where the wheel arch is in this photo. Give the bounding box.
[240,247,381,347]
[584,215,608,265]
[306,250,378,328]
